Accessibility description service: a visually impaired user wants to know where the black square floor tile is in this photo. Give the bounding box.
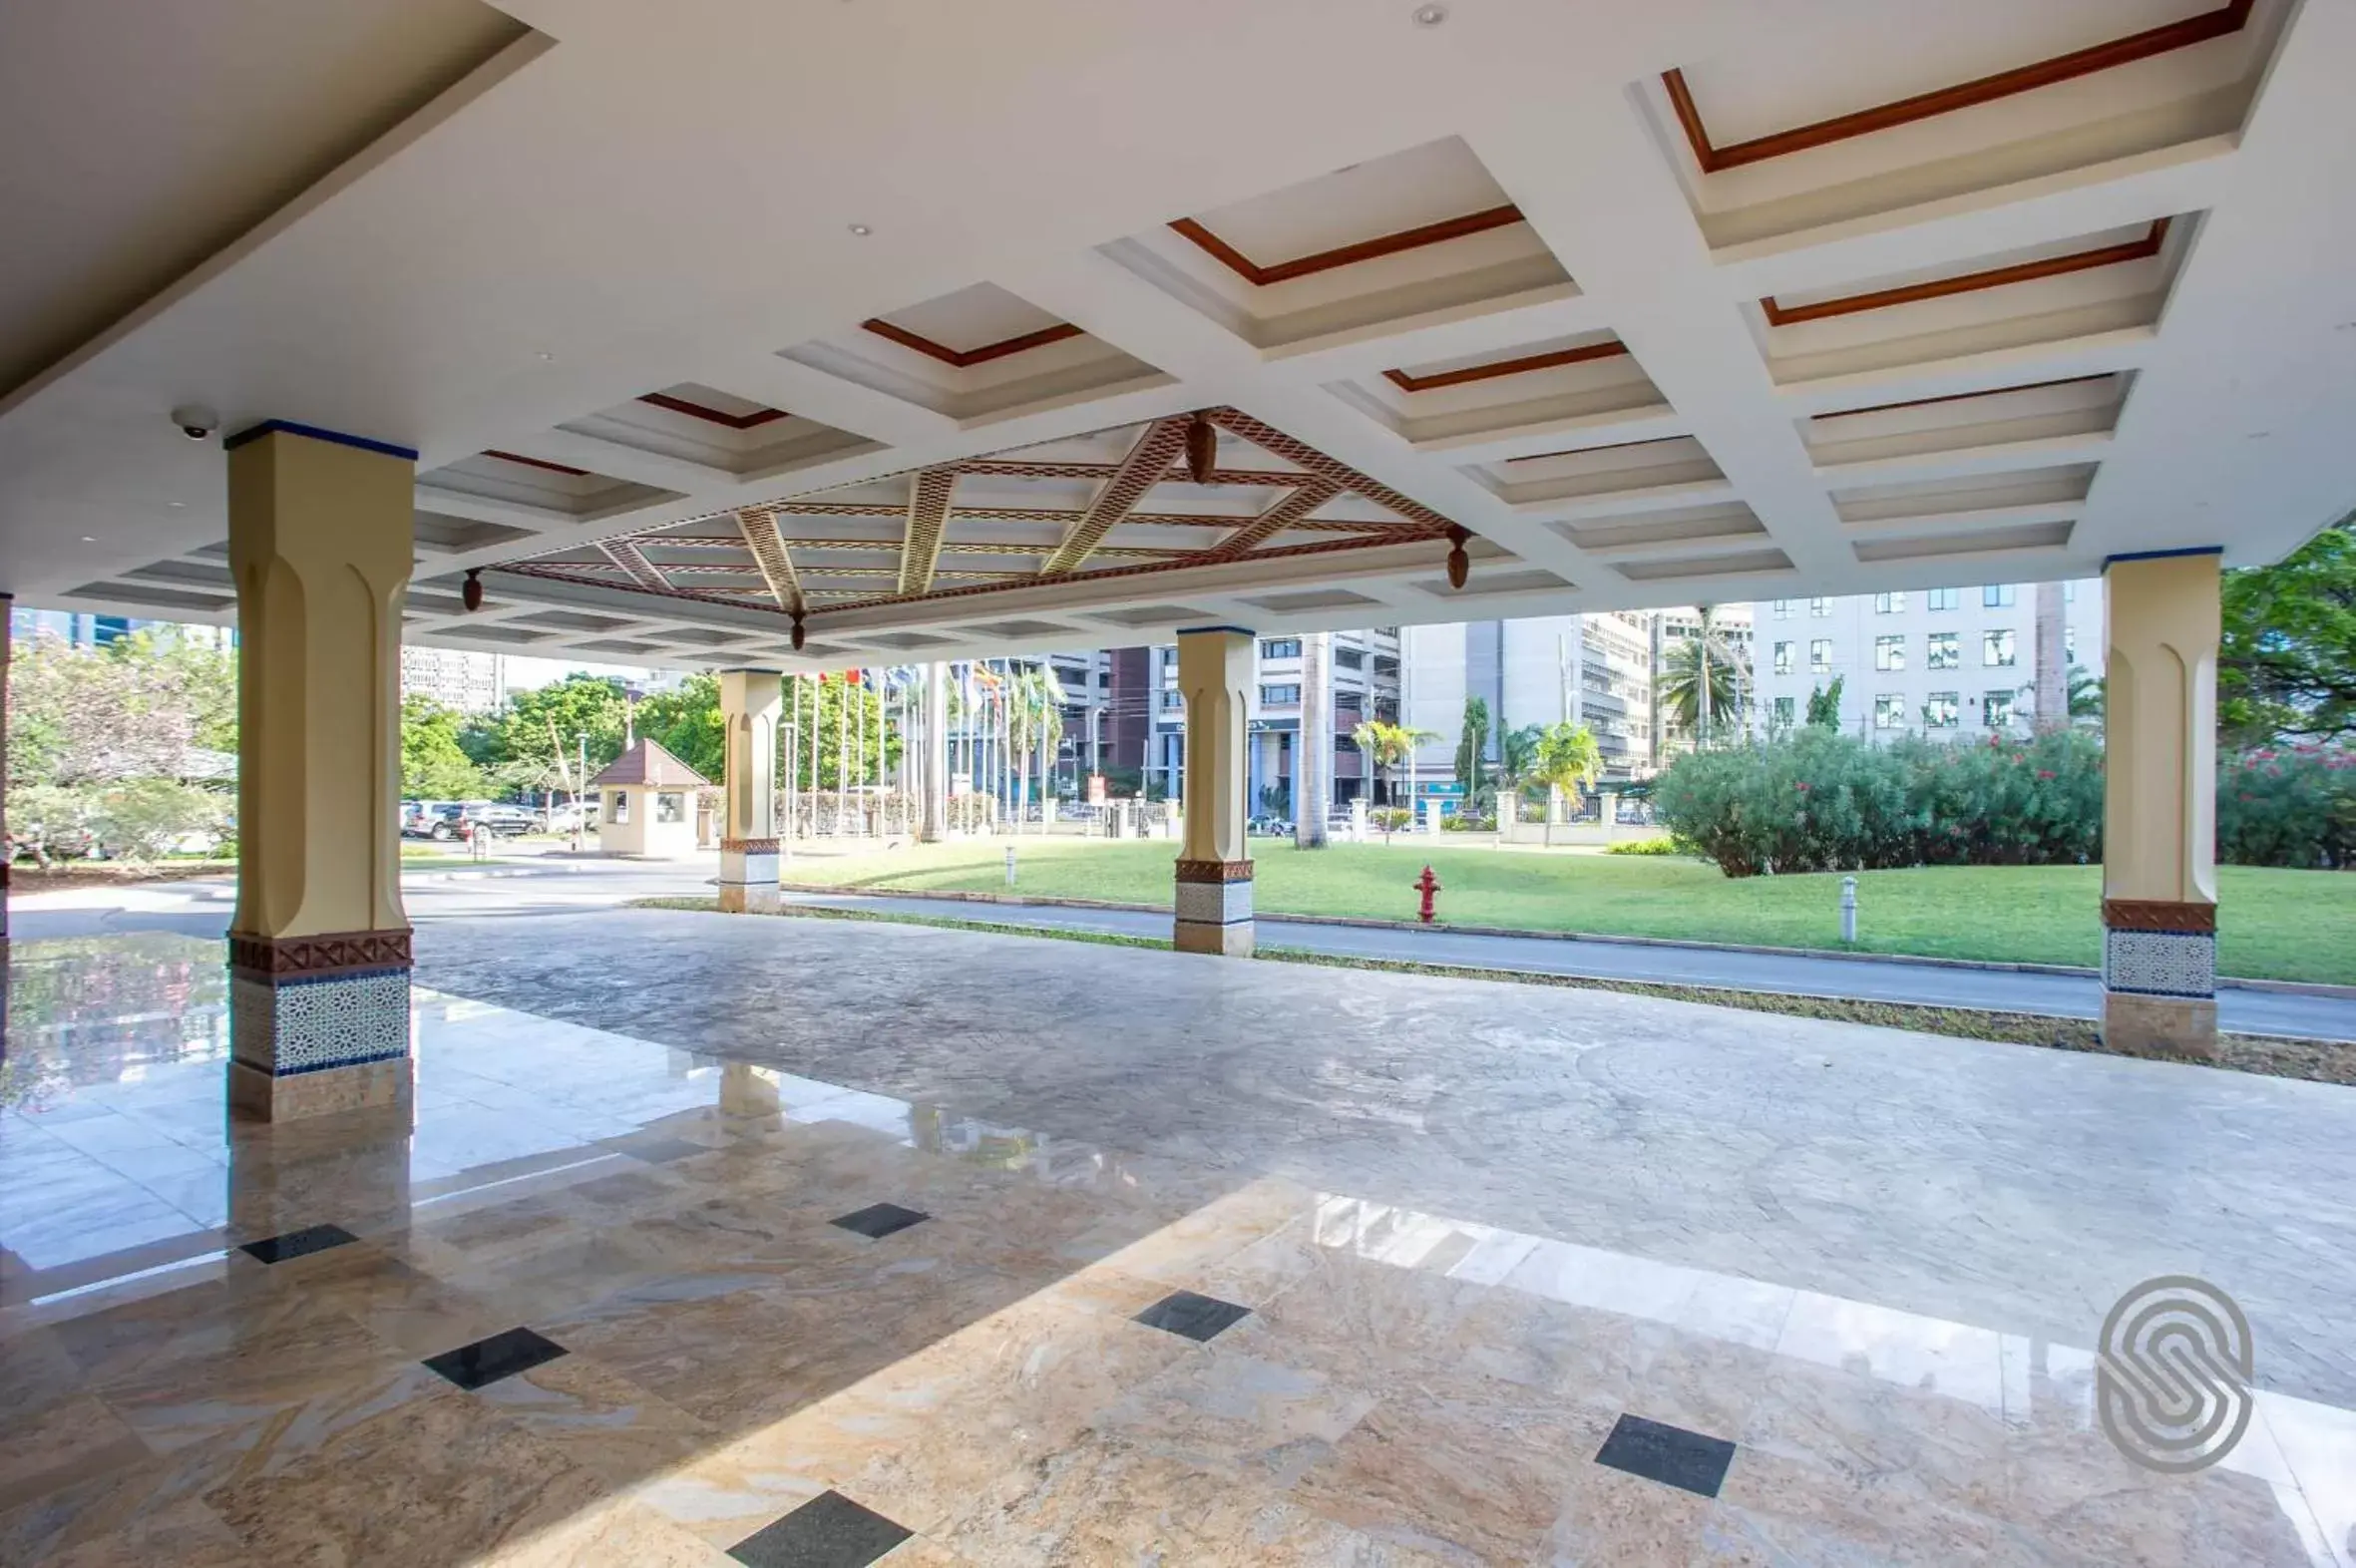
[729,1489,912,1568]
[238,1223,360,1264]
[423,1326,569,1391]
[830,1202,929,1240]
[1593,1411,1737,1497]
[1133,1289,1252,1343]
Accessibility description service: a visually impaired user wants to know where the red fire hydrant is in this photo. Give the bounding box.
[1412,864,1441,925]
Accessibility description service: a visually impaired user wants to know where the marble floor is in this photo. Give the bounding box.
[3,930,2355,1566]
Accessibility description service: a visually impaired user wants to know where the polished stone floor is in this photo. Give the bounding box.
[3,928,2354,1565]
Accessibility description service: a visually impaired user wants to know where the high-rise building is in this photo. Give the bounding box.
[1400,613,1659,794]
[399,645,507,713]
[1745,583,2103,740]
[1142,629,1401,812]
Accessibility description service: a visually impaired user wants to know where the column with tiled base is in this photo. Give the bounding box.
[718,668,783,913]
[226,421,418,1118]
[1173,628,1255,957]
[2101,550,2221,1057]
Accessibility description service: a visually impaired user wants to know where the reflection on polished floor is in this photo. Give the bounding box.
[4,934,2354,1566]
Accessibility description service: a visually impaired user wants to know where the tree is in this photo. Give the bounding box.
[400,697,487,800]
[1659,633,1742,745]
[495,673,629,777]
[2219,516,2356,747]
[1004,664,1064,828]
[635,673,724,782]
[1453,696,1491,807]
[1805,676,1845,730]
[1495,722,1543,812]
[1530,721,1603,847]
[1349,719,1436,840]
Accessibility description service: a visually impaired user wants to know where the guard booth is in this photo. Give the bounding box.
[589,739,709,859]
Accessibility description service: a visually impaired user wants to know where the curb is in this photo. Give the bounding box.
[773,882,2356,999]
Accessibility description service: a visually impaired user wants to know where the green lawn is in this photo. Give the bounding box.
[783,839,2356,984]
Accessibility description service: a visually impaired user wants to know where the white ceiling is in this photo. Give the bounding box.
[3,0,2351,673]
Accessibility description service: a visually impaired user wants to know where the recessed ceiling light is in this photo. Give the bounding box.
[81,535,98,543]
[848,223,873,236]
[1411,3,1448,25]
[535,351,555,362]
[167,500,186,509]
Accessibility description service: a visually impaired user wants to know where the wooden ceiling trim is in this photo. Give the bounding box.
[1169,202,1524,286]
[1207,480,1344,561]
[1382,340,1629,392]
[1664,0,2254,173]
[1208,407,1454,535]
[860,317,1086,368]
[484,449,591,477]
[1808,373,2120,422]
[596,538,672,592]
[637,392,790,430]
[1761,220,2170,326]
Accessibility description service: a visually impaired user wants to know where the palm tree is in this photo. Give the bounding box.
[1494,722,1542,819]
[1531,721,1603,848]
[1004,664,1065,832]
[1658,607,1742,745]
[1349,719,1437,842]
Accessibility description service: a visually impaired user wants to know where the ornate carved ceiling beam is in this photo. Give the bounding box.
[733,509,805,616]
[1038,417,1192,578]
[899,468,956,596]
[1208,479,1343,560]
[596,538,671,592]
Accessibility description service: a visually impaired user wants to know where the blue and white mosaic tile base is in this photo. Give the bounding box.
[2103,928,2215,999]
[230,969,413,1075]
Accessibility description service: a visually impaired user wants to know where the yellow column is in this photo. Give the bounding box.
[718,668,782,913]
[1174,627,1254,956]
[2102,550,2220,1058]
[225,421,417,1120]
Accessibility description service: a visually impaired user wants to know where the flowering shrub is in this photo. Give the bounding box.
[2216,746,2355,869]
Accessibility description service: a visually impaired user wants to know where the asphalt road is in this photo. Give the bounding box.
[10,856,2351,1043]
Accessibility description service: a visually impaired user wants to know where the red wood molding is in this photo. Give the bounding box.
[860,318,1084,368]
[484,450,590,477]
[1810,374,2119,423]
[636,392,789,430]
[1761,220,2170,326]
[1382,340,1628,393]
[1664,0,2253,173]
[1169,203,1524,286]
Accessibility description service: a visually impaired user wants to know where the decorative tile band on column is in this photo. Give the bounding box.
[1173,858,1254,958]
[2100,900,2217,1058]
[718,837,782,913]
[227,929,414,1119]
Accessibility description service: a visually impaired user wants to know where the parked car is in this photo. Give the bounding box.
[542,801,599,834]
[422,802,537,840]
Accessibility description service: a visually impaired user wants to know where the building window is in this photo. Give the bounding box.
[2066,626,2077,661]
[1809,638,1833,674]
[655,792,686,824]
[1771,695,1795,726]
[610,791,630,825]
[1160,689,1185,711]
[1925,692,1959,729]
[1772,640,1793,674]
[1983,628,2016,666]
[1985,689,2017,728]
[1261,638,1301,659]
[1771,598,1792,618]
[1334,647,1364,670]
[1927,631,1959,669]
[1874,591,1906,614]
[1927,588,1960,611]
[1873,634,1905,671]
[1874,694,1905,730]
[1260,683,1301,705]
[2065,581,2078,601]
[1983,584,2017,608]
[1809,597,1832,616]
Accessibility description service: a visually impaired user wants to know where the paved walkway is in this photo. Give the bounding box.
[783,890,2356,1043]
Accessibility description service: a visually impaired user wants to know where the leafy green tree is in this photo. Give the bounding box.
[1804,675,1845,730]
[400,697,487,800]
[1531,721,1603,846]
[2220,516,2356,747]
[1495,722,1543,811]
[1453,696,1491,805]
[498,673,629,779]
[784,672,895,791]
[1659,632,1743,744]
[636,673,724,783]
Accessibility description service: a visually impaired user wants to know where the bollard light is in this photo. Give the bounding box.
[1840,875,1858,945]
[1005,845,1017,888]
